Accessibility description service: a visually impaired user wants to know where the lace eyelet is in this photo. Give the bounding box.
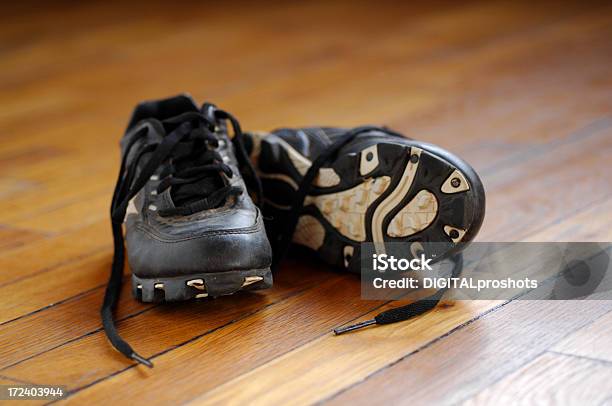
[148,204,157,212]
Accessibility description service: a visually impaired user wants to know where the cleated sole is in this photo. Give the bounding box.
[131,268,273,303]
[254,133,485,272]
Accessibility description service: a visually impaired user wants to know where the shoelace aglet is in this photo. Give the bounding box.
[131,352,154,368]
[333,319,376,335]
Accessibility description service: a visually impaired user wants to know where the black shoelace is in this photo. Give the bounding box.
[102,105,261,368]
[334,254,463,334]
[271,125,464,334]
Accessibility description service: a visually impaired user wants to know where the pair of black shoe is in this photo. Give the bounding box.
[104,95,485,367]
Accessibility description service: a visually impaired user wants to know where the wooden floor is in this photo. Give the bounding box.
[1,0,611,404]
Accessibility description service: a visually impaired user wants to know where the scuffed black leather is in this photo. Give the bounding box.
[264,126,432,168]
[256,126,401,177]
[125,199,272,277]
[121,95,272,278]
[253,126,482,205]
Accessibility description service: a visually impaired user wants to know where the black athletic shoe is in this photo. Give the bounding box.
[245,126,484,333]
[247,126,485,269]
[103,95,272,367]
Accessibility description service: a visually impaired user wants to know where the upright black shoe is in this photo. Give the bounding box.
[247,126,485,270]
[103,95,272,367]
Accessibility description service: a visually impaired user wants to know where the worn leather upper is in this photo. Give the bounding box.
[122,96,272,278]
[256,126,414,176]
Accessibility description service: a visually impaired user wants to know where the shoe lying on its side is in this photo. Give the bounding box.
[103,95,272,367]
[246,126,485,270]
[245,126,485,333]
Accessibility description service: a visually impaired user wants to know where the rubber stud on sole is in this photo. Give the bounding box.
[242,276,264,287]
[441,169,470,194]
[359,145,379,176]
[444,225,466,243]
[186,279,206,290]
[343,246,354,268]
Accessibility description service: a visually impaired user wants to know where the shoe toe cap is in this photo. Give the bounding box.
[126,209,272,278]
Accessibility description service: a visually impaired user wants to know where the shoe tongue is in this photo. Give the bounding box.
[171,176,225,208]
[169,129,226,209]
[161,111,203,133]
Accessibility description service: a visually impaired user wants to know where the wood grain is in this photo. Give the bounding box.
[552,310,612,363]
[0,225,45,252]
[463,352,612,405]
[0,282,147,370]
[186,301,503,406]
[525,197,612,242]
[477,123,611,241]
[327,300,612,405]
[12,120,607,402]
[327,188,612,405]
[0,0,610,404]
[0,220,109,285]
[2,262,343,391]
[0,251,114,324]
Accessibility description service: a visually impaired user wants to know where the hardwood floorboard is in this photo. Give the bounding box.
[2,111,606,322]
[325,205,612,405]
[478,124,611,241]
[185,191,612,406]
[327,301,612,406]
[320,195,612,404]
[463,352,612,405]
[20,274,384,400]
[0,282,148,370]
[0,252,114,324]
[0,257,335,373]
[0,115,605,400]
[1,1,608,228]
[525,197,612,242]
[0,0,610,404]
[1,86,607,330]
[552,309,612,363]
[49,156,611,403]
[0,221,109,286]
[1,0,608,235]
[0,226,46,252]
[0,375,32,385]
